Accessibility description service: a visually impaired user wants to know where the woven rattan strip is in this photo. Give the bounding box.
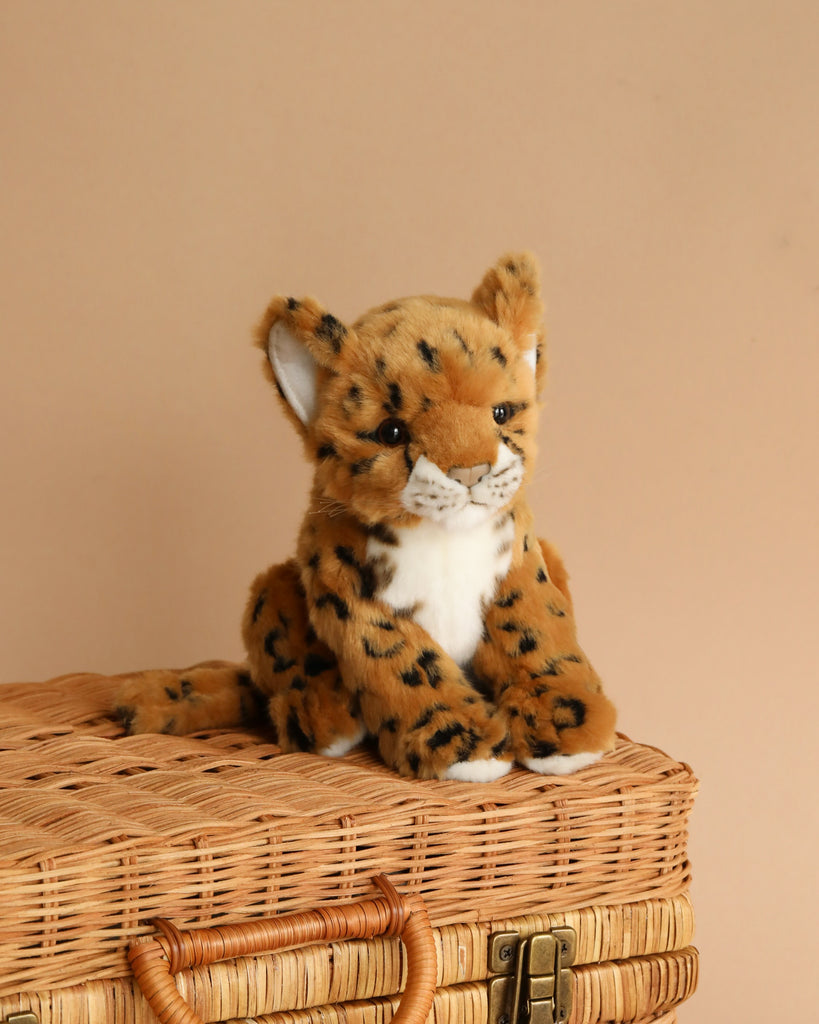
[0,673,697,997]
[0,951,694,1024]
[239,962,696,1024]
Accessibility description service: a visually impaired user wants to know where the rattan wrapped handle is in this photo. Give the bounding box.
[128,875,437,1024]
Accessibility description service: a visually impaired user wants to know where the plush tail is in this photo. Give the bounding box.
[113,660,267,736]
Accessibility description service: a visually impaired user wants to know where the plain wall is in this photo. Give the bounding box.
[2,3,817,1020]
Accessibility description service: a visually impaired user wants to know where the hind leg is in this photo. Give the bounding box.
[243,559,366,755]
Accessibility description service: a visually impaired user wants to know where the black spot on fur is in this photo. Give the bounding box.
[264,629,282,656]
[304,651,335,676]
[530,740,559,759]
[273,655,297,673]
[180,679,194,699]
[400,666,423,687]
[278,611,290,633]
[496,590,522,608]
[286,297,300,310]
[427,721,466,750]
[290,674,308,691]
[492,736,511,757]
[165,686,179,701]
[530,659,560,678]
[307,552,320,571]
[407,751,421,774]
[351,455,378,475]
[316,592,351,620]
[553,696,587,731]
[421,395,434,411]
[335,545,357,567]
[547,603,566,617]
[316,313,346,354]
[305,625,317,645]
[501,434,526,458]
[365,521,398,546]
[381,716,399,733]
[238,678,266,724]
[455,729,481,761]
[115,706,135,732]
[537,567,548,583]
[317,442,338,460]
[375,619,395,631]
[417,649,442,686]
[453,329,472,356]
[286,708,313,750]
[362,637,405,659]
[417,339,441,371]
[499,621,520,632]
[252,593,266,623]
[384,382,403,413]
[334,546,378,600]
[523,535,530,552]
[517,631,539,655]
[491,346,507,367]
[533,683,551,698]
[375,357,387,377]
[411,705,438,731]
[160,718,177,735]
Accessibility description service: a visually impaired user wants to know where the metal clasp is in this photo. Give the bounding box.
[488,926,576,1024]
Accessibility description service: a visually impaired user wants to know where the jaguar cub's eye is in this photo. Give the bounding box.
[376,418,409,446]
[493,403,511,425]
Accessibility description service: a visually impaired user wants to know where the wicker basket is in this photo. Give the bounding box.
[0,672,699,1023]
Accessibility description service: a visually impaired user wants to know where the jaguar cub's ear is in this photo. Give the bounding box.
[255,295,351,434]
[471,252,546,389]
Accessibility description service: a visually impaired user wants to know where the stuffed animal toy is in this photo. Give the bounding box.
[115,253,616,780]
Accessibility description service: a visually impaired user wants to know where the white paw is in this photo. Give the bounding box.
[443,758,513,782]
[318,725,367,758]
[522,751,603,776]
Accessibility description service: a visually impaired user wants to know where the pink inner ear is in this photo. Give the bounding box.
[268,320,319,425]
[523,340,538,375]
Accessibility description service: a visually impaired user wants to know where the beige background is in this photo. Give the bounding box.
[2,2,818,1019]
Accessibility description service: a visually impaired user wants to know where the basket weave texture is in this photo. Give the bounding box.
[0,673,698,999]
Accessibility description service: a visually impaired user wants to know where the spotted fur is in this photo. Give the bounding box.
[114,253,616,779]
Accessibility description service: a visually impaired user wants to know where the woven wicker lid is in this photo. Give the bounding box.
[0,672,697,996]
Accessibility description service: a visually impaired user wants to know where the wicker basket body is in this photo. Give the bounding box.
[0,674,699,1023]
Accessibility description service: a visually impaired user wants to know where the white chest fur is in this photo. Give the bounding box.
[367,515,515,666]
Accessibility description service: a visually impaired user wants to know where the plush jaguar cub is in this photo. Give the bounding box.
[115,253,616,780]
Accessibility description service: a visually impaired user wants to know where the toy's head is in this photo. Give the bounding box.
[257,253,545,530]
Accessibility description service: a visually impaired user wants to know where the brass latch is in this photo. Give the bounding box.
[3,1014,40,1024]
[488,926,576,1024]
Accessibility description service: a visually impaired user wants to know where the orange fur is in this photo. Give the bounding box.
[115,253,616,779]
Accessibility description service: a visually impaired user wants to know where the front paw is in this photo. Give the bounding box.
[500,682,616,774]
[375,697,512,780]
